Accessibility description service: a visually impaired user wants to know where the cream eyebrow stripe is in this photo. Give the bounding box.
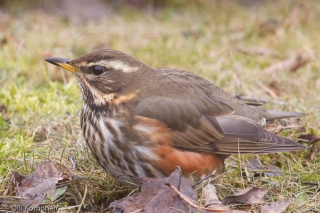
[87,60,138,73]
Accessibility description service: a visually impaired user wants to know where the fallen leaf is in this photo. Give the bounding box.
[0,104,7,114]
[260,198,291,213]
[108,168,248,213]
[10,161,71,208]
[298,133,320,160]
[298,134,320,143]
[42,186,68,204]
[108,168,201,213]
[228,159,283,178]
[203,184,229,211]
[245,159,283,177]
[222,187,267,205]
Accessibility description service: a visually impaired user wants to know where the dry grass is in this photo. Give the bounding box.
[0,0,319,212]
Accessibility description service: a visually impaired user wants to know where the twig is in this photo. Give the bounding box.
[165,183,199,208]
[301,181,319,186]
[234,46,281,58]
[131,209,143,213]
[192,171,216,187]
[56,176,84,188]
[237,138,245,189]
[255,81,279,100]
[68,155,77,170]
[263,53,308,74]
[166,183,249,213]
[312,191,320,200]
[76,184,87,213]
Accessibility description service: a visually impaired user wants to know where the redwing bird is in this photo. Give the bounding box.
[45,49,305,185]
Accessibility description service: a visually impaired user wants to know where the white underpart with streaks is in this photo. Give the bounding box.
[98,118,115,151]
[87,60,138,73]
[81,104,162,185]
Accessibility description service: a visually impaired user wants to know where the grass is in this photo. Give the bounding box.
[0,0,319,212]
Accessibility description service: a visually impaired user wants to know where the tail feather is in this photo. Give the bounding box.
[213,115,306,155]
[253,136,306,154]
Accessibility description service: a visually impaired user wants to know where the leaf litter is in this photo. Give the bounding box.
[0,162,296,213]
[260,198,291,213]
[1,161,71,210]
[108,167,250,212]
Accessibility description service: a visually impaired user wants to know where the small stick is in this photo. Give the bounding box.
[312,191,320,200]
[192,171,216,188]
[166,183,249,213]
[76,184,87,213]
[166,182,199,208]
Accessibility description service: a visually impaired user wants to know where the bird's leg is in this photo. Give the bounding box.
[175,166,182,191]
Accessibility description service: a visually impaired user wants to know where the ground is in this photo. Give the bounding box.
[0,0,319,212]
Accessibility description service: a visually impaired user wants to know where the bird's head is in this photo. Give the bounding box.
[45,49,151,107]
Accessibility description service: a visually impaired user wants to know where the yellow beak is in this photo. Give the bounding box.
[45,57,79,73]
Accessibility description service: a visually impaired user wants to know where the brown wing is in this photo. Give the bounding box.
[135,95,234,131]
[134,97,305,154]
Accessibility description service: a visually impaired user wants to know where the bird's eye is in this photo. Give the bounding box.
[92,65,104,75]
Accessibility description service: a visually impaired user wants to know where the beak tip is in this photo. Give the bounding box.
[44,58,53,65]
[45,57,78,73]
[44,57,70,64]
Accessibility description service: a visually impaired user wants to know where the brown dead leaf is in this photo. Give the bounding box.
[245,159,283,177]
[222,187,267,205]
[108,168,248,213]
[298,133,320,160]
[260,198,291,213]
[298,134,320,143]
[10,161,71,208]
[264,53,308,74]
[202,184,229,211]
[0,104,7,114]
[108,168,202,213]
[167,183,248,213]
